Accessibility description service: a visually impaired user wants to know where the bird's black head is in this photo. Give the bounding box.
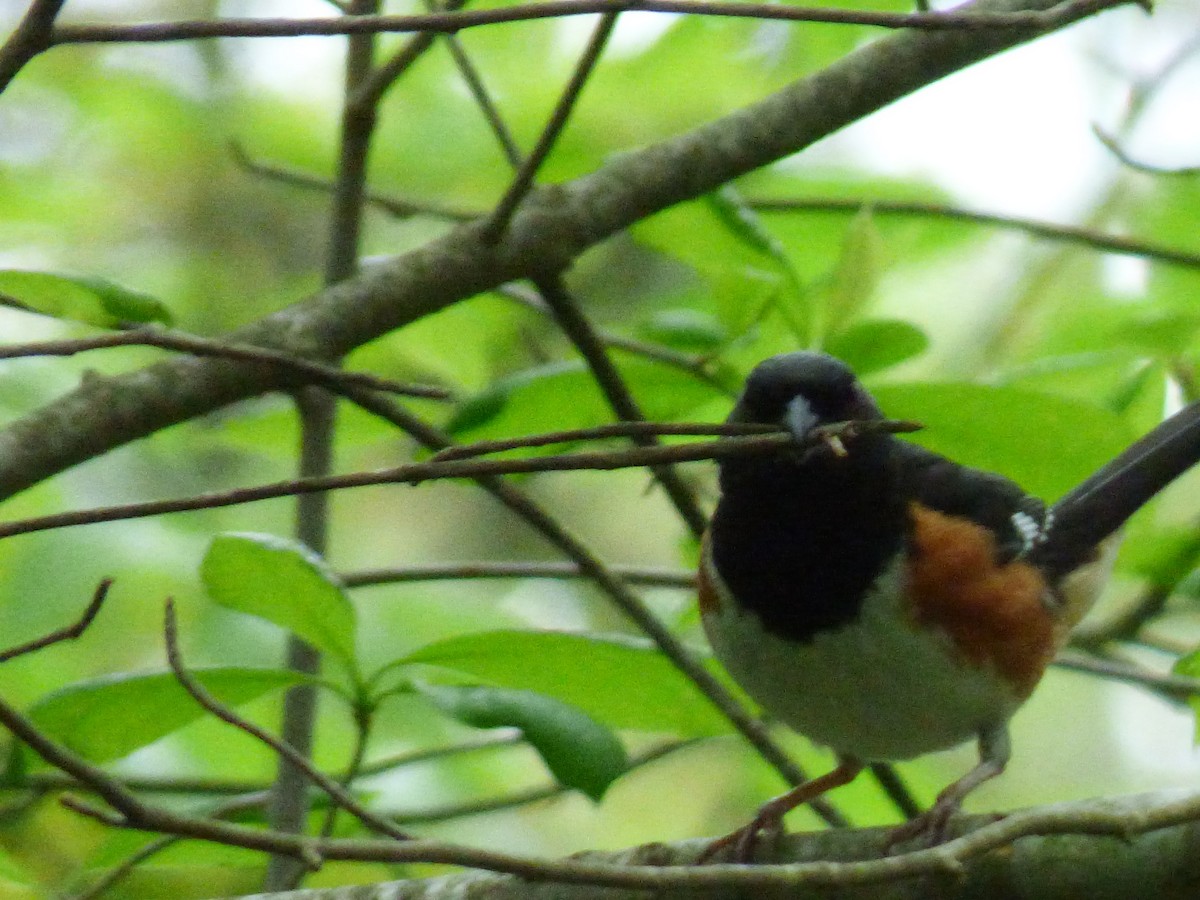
[710,353,904,639]
[729,352,883,440]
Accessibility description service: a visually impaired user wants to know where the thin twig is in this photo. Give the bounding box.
[482,12,619,241]
[0,0,67,91]
[431,420,780,461]
[749,197,1200,271]
[1053,650,1200,702]
[49,0,1140,46]
[535,276,710,539]
[493,283,728,389]
[230,142,476,220]
[389,738,696,824]
[0,328,452,399]
[8,734,526,799]
[0,422,917,539]
[432,0,524,169]
[1092,124,1200,177]
[342,560,697,589]
[1071,583,1172,649]
[70,787,277,900]
[162,599,412,843]
[319,706,375,839]
[71,832,180,900]
[868,763,923,821]
[0,579,110,663]
[350,0,470,110]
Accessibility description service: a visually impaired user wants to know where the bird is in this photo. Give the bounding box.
[697,351,1200,862]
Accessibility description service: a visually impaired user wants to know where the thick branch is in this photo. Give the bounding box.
[94,790,1200,900]
[0,0,1131,500]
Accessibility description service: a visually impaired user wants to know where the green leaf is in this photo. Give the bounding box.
[0,859,35,894]
[706,187,795,275]
[201,533,358,677]
[415,683,627,801]
[0,270,172,327]
[869,383,1132,502]
[28,668,308,762]
[823,206,883,334]
[639,308,727,353]
[399,630,729,737]
[824,319,928,376]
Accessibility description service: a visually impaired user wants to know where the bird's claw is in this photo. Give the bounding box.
[696,812,784,865]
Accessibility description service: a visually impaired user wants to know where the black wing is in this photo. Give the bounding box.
[890,440,1047,565]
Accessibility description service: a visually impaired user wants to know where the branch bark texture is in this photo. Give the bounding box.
[233,791,1200,900]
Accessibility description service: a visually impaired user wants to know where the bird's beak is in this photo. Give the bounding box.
[785,395,819,444]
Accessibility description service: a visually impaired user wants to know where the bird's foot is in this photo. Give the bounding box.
[696,808,785,864]
[883,798,960,854]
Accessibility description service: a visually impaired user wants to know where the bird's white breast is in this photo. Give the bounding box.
[700,543,1024,761]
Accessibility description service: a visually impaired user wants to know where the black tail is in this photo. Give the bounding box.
[1031,402,1200,578]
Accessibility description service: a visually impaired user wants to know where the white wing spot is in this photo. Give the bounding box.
[1011,510,1045,554]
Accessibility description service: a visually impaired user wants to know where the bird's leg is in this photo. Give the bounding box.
[886,724,1011,852]
[697,756,864,864]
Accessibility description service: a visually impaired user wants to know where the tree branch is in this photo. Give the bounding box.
[0,423,916,538]
[0,0,67,91]
[48,0,1139,46]
[59,789,1200,897]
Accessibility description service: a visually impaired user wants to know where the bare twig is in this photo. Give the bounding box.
[494,283,728,388]
[1054,650,1200,702]
[61,738,695,900]
[481,13,618,241]
[0,665,1177,895]
[350,0,470,110]
[71,832,181,900]
[0,422,918,539]
[749,197,1200,271]
[49,0,1140,46]
[342,560,697,589]
[535,276,710,538]
[267,2,384,880]
[0,0,67,91]
[0,579,110,663]
[1092,124,1200,177]
[0,328,451,399]
[431,0,524,169]
[161,599,412,843]
[230,143,476,220]
[431,420,780,461]
[868,763,925,822]
[388,738,696,824]
[1071,583,1172,649]
[318,707,375,839]
[8,734,526,799]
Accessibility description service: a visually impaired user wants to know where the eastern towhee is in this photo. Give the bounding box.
[699,351,1200,861]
